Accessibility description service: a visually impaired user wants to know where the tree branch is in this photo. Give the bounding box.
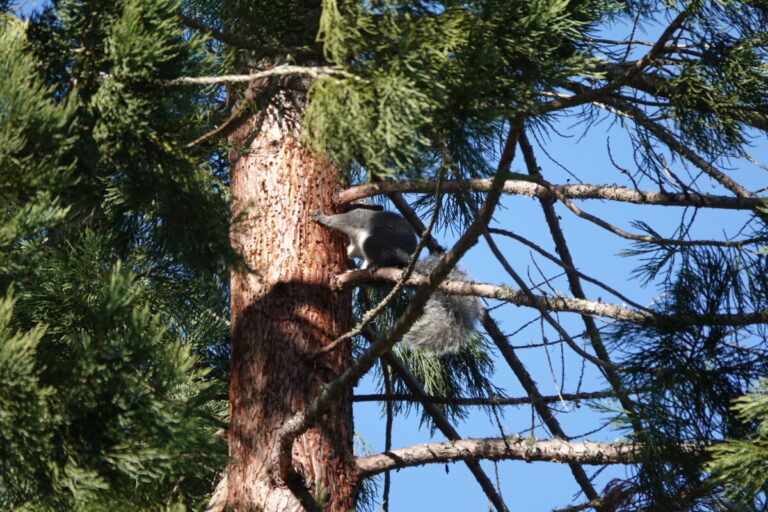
[337,179,765,211]
[380,350,510,512]
[163,64,358,86]
[562,84,758,201]
[333,268,768,327]
[356,437,706,478]
[537,7,691,114]
[605,64,768,133]
[353,389,620,406]
[554,190,767,247]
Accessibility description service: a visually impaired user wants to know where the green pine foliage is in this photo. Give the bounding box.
[708,378,768,506]
[607,246,768,510]
[667,3,768,156]
[1,1,230,509]
[306,0,612,178]
[393,333,499,429]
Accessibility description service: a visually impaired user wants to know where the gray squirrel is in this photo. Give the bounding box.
[311,202,482,355]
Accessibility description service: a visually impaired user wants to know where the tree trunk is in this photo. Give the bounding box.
[226,96,356,511]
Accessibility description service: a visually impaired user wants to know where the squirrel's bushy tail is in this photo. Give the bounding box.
[401,255,483,355]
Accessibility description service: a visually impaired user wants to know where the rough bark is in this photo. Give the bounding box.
[226,97,355,511]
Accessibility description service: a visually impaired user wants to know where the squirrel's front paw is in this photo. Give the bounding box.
[310,210,322,222]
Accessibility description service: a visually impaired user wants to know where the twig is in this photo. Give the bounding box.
[488,228,650,312]
[582,89,759,201]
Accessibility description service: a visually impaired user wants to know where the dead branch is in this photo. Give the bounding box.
[163,64,358,86]
[337,179,764,211]
[356,437,706,477]
[334,268,768,328]
[353,389,619,406]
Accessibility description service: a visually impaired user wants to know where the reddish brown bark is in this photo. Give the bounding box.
[226,99,356,511]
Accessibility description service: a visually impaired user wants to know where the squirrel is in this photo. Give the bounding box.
[311,201,482,355]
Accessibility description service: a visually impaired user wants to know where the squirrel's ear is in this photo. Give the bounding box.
[347,199,384,212]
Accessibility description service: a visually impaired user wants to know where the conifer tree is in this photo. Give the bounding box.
[1,2,231,509]
[2,0,768,511]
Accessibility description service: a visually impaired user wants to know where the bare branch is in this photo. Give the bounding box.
[355,437,706,477]
[353,389,620,406]
[163,64,358,86]
[334,268,768,328]
[555,193,767,247]
[578,35,700,48]
[338,179,765,211]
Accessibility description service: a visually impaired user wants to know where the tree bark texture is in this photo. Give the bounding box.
[227,97,355,511]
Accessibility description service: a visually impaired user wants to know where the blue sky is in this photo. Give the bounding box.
[351,18,767,511]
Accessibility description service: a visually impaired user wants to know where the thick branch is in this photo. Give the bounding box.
[334,268,768,328]
[356,437,706,478]
[353,390,619,406]
[164,64,357,86]
[338,179,764,211]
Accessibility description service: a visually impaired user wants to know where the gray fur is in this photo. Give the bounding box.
[311,206,481,355]
[311,206,416,269]
[401,255,483,355]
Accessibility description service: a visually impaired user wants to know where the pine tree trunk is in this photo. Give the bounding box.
[226,97,356,511]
